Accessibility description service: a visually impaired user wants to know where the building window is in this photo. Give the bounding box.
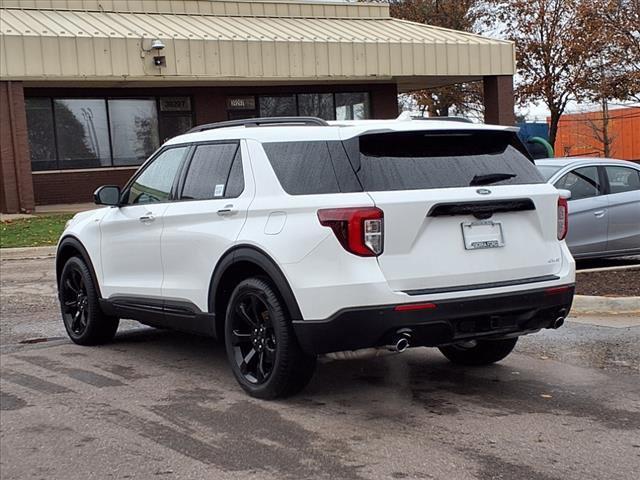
[54,99,112,168]
[108,99,159,166]
[335,92,370,120]
[298,93,335,120]
[259,95,297,117]
[235,92,370,121]
[24,98,57,171]
[25,96,192,171]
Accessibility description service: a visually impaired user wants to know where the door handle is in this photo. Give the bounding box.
[217,204,236,216]
[593,210,606,218]
[139,213,155,223]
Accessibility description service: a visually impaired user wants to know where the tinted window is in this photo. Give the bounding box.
[263,142,341,195]
[259,95,296,117]
[54,99,111,168]
[605,166,640,194]
[556,167,602,200]
[355,131,543,191]
[25,98,57,171]
[125,147,187,205]
[298,94,335,119]
[225,149,245,198]
[181,143,239,200]
[109,99,160,166]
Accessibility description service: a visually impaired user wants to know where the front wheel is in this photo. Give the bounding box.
[59,256,119,345]
[438,337,518,366]
[224,277,316,399]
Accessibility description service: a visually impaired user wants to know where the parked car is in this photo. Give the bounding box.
[536,158,640,259]
[56,117,575,399]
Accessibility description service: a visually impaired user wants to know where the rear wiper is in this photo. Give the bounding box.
[470,173,517,186]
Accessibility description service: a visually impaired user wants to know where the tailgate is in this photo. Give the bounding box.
[369,184,563,292]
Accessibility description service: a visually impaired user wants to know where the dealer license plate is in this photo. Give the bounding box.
[461,221,504,250]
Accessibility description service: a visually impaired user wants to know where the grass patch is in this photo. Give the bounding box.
[1,214,74,248]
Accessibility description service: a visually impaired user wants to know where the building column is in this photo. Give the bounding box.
[483,75,515,126]
[371,83,399,119]
[0,81,35,213]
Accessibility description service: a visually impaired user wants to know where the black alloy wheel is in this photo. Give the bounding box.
[224,277,316,399]
[229,291,277,384]
[61,266,90,336]
[59,256,119,345]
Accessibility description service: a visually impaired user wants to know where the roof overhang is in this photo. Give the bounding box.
[0,1,515,86]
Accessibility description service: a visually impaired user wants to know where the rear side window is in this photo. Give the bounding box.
[355,130,544,192]
[181,143,243,200]
[605,166,640,193]
[263,141,359,195]
[556,167,602,200]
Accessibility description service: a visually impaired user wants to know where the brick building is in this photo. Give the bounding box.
[0,0,516,213]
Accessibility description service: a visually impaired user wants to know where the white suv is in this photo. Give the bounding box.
[56,116,576,399]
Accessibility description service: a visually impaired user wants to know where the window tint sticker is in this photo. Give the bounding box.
[214,184,225,197]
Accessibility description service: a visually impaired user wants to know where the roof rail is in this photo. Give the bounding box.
[410,116,474,124]
[187,116,329,133]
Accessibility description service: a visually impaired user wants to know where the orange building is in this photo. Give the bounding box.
[552,107,639,161]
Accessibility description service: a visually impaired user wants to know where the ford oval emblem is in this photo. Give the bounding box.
[476,188,492,195]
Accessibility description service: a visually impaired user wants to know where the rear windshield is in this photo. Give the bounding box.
[263,130,544,195]
[355,130,545,192]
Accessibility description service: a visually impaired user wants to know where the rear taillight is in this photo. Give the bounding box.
[317,207,384,257]
[557,197,568,240]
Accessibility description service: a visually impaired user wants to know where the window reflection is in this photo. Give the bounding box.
[54,99,111,168]
[335,93,370,120]
[109,99,159,166]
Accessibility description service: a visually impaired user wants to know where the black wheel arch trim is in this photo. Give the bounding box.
[56,235,103,299]
[209,245,303,323]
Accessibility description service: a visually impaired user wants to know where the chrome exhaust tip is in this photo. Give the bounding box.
[386,333,411,353]
[553,317,565,329]
[395,337,410,353]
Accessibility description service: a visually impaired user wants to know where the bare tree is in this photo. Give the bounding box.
[389,0,484,117]
[484,0,593,147]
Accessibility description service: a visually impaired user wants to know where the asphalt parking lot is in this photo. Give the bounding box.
[1,256,639,480]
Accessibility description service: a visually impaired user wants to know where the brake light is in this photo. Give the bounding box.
[317,207,384,257]
[557,197,568,240]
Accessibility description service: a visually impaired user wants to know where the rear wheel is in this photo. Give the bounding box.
[438,337,518,366]
[224,277,316,399]
[59,256,119,345]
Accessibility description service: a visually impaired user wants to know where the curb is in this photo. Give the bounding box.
[571,294,640,315]
[0,246,57,261]
[577,264,640,274]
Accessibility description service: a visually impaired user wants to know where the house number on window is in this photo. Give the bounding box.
[160,97,191,112]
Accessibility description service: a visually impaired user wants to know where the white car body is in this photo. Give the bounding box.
[58,117,576,363]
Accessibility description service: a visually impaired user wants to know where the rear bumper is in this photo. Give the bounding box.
[293,285,574,355]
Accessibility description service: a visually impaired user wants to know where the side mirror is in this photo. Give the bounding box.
[557,188,572,200]
[94,185,121,206]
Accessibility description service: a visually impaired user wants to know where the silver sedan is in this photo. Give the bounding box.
[536,158,640,259]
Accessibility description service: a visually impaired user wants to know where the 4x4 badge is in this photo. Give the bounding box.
[476,188,492,195]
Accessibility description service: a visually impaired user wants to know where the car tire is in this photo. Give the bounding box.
[438,337,518,366]
[224,277,316,399]
[59,256,119,345]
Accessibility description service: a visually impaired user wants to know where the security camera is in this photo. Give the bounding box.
[151,39,165,51]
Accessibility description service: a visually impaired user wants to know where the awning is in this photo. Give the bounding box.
[0,3,514,89]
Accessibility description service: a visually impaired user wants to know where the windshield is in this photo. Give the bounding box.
[536,164,564,181]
